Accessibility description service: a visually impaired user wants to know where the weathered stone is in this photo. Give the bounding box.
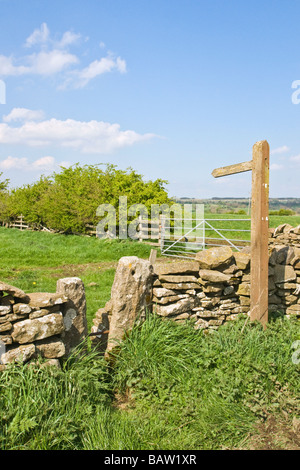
[282,295,298,305]
[237,283,251,296]
[290,248,300,266]
[268,294,282,305]
[0,322,12,333]
[160,282,201,290]
[194,318,209,329]
[234,252,250,270]
[231,307,250,314]
[0,306,11,316]
[158,275,199,284]
[239,296,250,306]
[291,225,300,235]
[169,312,191,321]
[223,286,235,296]
[106,257,153,354]
[274,224,293,235]
[56,277,88,356]
[286,304,300,313]
[268,278,276,292]
[28,292,68,308]
[152,294,189,305]
[152,287,178,298]
[1,344,36,364]
[11,313,64,344]
[29,306,60,319]
[8,312,31,322]
[35,337,65,359]
[0,282,30,302]
[208,319,224,326]
[203,285,223,294]
[199,269,230,283]
[0,334,12,345]
[276,282,297,290]
[13,303,31,315]
[195,246,233,270]
[274,265,296,284]
[223,264,240,274]
[154,260,200,276]
[155,297,197,317]
[90,302,111,352]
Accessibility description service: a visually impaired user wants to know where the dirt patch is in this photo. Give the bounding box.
[112,391,135,411]
[241,414,300,450]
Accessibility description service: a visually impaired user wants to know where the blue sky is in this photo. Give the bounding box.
[0,0,299,198]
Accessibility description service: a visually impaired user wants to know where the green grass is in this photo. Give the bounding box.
[0,227,153,327]
[0,224,299,450]
[0,315,299,450]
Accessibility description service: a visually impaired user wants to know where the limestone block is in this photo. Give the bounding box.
[0,282,30,302]
[233,252,250,270]
[1,344,36,364]
[154,260,200,276]
[274,265,296,284]
[155,297,197,317]
[28,292,68,308]
[56,277,88,356]
[199,269,230,283]
[195,246,233,269]
[11,313,64,344]
[106,257,153,354]
[35,337,65,359]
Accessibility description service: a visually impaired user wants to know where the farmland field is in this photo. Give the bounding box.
[0,223,299,450]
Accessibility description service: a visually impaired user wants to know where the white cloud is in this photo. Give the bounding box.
[270,145,290,155]
[57,31,82,49]
[3,107,45,123]
[0,156,29,170]
[0,55,30,76]
[270,163,284,170]
[28,50,79,76]
[73,54,127,88]
[290,154,300,162]
[0,155,70,172]
[0,23,126,87]
[0,112,157,153]
[25,23,50,48]
[0,50,78,77]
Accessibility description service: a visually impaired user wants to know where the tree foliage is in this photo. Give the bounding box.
[0,164,171,233]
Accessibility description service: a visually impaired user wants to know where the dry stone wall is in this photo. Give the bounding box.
[153,226,300,331]
[91,225,300,350]
[0,277,87,369]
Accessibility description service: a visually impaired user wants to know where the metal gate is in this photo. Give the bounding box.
[160,216,251,259]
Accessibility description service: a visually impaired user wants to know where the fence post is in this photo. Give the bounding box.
[160,215,165,253]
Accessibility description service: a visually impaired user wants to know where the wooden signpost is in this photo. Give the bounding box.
[212,140,270,327]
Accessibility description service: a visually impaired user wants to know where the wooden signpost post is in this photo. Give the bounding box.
[212,140,270,327]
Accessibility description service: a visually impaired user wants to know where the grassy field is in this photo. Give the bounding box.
[0,224,299,450]
[0,314,299,450]
[0,227,153,327]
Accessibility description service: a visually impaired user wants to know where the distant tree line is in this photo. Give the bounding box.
[0,164,171,234]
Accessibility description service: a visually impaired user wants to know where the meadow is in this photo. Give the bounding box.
[0,222,299,450]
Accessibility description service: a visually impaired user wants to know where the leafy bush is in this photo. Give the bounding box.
[0,164,171,233]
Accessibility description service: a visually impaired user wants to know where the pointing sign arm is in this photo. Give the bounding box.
[212,160,252,178]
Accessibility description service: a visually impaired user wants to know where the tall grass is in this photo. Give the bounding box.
[1,314,298,450]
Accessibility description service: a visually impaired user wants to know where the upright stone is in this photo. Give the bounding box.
[106,256,153,355]
[56,277,88,356]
